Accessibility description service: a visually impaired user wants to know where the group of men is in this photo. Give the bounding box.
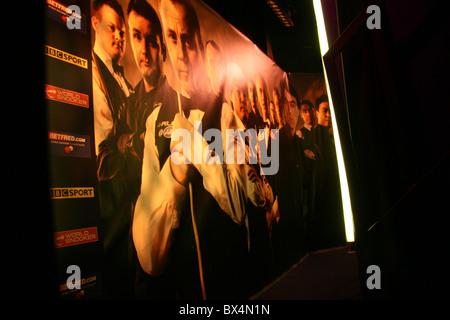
[91,0,346,300]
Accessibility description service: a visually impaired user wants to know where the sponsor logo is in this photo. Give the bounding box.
[48,131,91,158]
[45,84,89,108]
[163,124,173,138]
[157,121,173,138]
[44,45,88,69]
[50,187,94,199]
[46,0,87,33]
[59,271,101,300]
[54,227,98,249]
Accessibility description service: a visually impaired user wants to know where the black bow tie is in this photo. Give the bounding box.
[113,63,124,76]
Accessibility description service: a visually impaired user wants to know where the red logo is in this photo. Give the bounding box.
[45,84,89,108]
[55,227,98,248]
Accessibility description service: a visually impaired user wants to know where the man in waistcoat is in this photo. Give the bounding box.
[132,0,252,299]
[92,0,133,155]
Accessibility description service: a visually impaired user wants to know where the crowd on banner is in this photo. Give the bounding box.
[91,0,346,299]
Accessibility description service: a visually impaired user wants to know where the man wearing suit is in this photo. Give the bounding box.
[270,84,306,273]
[91,0,133,155]
[132,0,251,299]
[91,0,136,298]
[309,94,346,250]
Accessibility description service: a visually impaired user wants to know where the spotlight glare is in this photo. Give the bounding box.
[313,0,355,243]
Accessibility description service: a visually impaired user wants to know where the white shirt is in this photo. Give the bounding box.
[92,43,130,155]
[132,102,262,276]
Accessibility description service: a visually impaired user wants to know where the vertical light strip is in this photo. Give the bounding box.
[312,0,355,242]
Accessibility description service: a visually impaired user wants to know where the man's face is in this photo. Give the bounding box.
[285,90,299,129]
[273,90,282,125]
[255,77,268,120]
[231,82,249,124]
[93,5,125,62]
[300,104,314,126]
[269,101,276,124]
[247,81,256,108]
[128,11,162,85]
[316,102,331,127]
[161,0,201,95]
[205,43,224,96]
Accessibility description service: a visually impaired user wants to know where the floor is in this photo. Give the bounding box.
[253,246,362,300]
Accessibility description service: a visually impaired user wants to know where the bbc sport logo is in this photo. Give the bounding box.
[44,44,88,69]
[50,187,94,200]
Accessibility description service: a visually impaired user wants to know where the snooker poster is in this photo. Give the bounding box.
[45,0,345,300]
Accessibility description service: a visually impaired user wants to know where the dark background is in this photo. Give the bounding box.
[3,0,449,300]
[205,0,450,300]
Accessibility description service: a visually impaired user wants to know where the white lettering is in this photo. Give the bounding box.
[170,122,279,175]
[179,304,213,317]
[66,5,81,30]
[366,5,381,29]
[366,265,381,289]
[66,265,81,290]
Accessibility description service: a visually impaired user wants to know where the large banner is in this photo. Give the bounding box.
[86,0,346,299]
[45,0,103,300]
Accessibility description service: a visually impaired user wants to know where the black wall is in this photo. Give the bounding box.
[331,0,450,299]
